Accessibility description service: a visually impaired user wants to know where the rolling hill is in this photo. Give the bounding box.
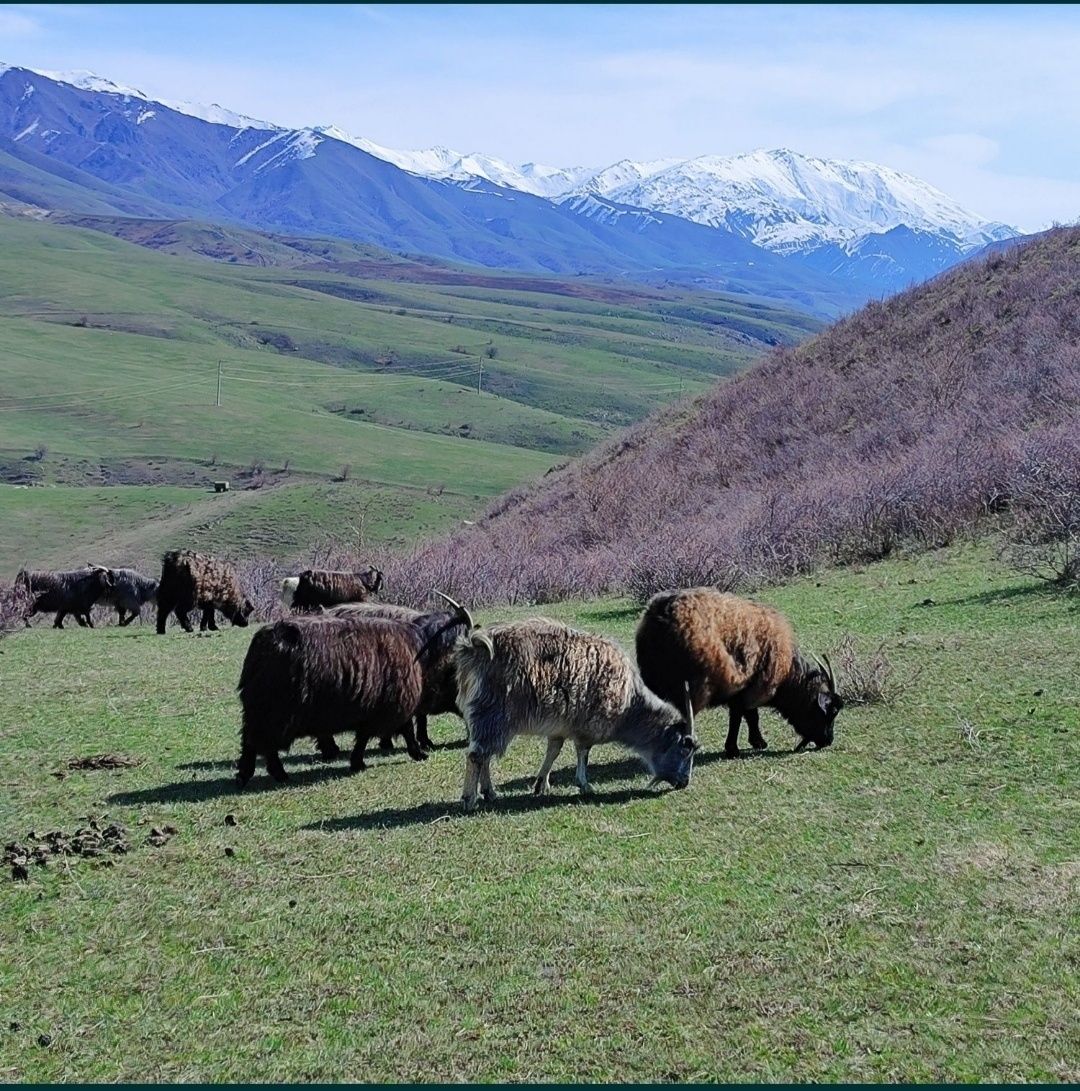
[0,213,819,572]
[387,227,1080,605]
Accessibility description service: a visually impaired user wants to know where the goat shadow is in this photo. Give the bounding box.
[935,583,1069,609]
[175,736,465,773]
[302,783,664,834]
[106,759,366,806]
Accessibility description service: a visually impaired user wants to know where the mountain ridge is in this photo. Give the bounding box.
[0,63,1020,312]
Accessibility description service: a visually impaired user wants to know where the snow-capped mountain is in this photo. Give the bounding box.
[589,149,1015,253]
[313,126,596,199]
[345,139,1012,257]
[0,62,1020,313]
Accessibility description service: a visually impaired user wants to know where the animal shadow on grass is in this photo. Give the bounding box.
[303,783,663,834]
[107,762,353,806]
[934,583,1053,609]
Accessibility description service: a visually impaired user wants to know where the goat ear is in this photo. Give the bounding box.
[817,690,839,715]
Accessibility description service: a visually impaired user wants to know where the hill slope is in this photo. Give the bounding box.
[389,228,1080,604]
[0,214,818,570]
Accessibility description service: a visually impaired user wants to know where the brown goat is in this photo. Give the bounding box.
[156,550,254,634]
[236,594,473,785]
[635,589,842,757]
[286,566,384,611]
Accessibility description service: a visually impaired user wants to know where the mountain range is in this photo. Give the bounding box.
[0,64,1019,315]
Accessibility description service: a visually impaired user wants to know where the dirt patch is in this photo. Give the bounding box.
[66,753,142,771]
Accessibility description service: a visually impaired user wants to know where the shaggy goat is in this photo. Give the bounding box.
[15,567,113,628]
[284,566,384,611]
[635,589,843,758]
[87,564,158,626]
[156,550,254,634]
[236,593,474,785]
[454,618,699,811]
[321,601,430,753]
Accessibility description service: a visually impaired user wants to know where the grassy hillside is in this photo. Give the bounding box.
[1,544,1076,1081]
[0,215,818,571]
[390,227,1080,605]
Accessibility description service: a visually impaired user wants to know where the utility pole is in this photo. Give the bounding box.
[477,356,483,396]
[216,360,222,407]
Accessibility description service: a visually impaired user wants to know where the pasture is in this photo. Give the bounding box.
[1,543,1076,1081]
[0,215,818,569]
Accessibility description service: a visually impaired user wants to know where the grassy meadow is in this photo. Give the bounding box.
[0,214,817,570]
[1,542,1076,1082]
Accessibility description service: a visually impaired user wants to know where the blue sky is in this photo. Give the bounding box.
[2,3,1077,231]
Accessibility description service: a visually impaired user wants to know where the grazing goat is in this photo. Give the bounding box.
[156,550,254,634]
[236,593,474,786]
[15,567,113,629]
[87,564,158,626]
[635,589,843,758]
[284,566,384,611]
[454,618,699,811]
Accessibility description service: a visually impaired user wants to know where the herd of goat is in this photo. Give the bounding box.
[15,552,843,809]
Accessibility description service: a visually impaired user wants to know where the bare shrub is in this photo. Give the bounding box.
[386,227,1080,606]
[234,557,288,622]
[0,579,31,637]
[826,633,896,706]
[1003,431,1080,592]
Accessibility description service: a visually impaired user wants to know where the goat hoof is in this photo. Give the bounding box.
[532,780,549,796]
[578,783,594,796]
[722,747,740,760]
[751,737,768,751]
[409,750,428,762]
[481,787,499,802]
[462,797,479,813]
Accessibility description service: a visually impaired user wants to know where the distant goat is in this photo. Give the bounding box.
[236,592,474,785]
[15,567,113,629]
[156,550,254,634]
[87,564,158,626]
[635,589,843,757]
[454,618,699,811]
[283,566,384,611]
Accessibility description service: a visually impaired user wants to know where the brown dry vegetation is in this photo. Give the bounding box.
[382,228,1080,605]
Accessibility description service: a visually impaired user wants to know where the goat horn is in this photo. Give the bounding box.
[432,589,474,630]
[683,680,696,738]
[821,653,836,691]
[86,561,108,571]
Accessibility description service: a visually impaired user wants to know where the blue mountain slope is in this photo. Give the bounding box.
[0,65,951,314]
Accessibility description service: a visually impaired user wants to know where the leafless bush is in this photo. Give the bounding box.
[234,557,288,622]
[1003,432,1080,592]
[0,579,31,637]
[387,227,1080,606]
[826,633,896,706]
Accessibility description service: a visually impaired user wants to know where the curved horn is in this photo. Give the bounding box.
[683,680,696,738]
[86,561,108,571]
[433,589,475,631]
[821,653,836,691]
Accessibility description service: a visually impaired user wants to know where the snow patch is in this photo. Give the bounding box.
[136,109,155,125]
[13,118,38,141]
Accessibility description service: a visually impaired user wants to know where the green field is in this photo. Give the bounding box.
[1,542,1075,1081]
[0,481,469,571]
[0,214,818,568]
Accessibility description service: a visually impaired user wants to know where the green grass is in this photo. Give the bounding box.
[1,543,1076,1081]
[0,482,469,572]
[0,214,817,566]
